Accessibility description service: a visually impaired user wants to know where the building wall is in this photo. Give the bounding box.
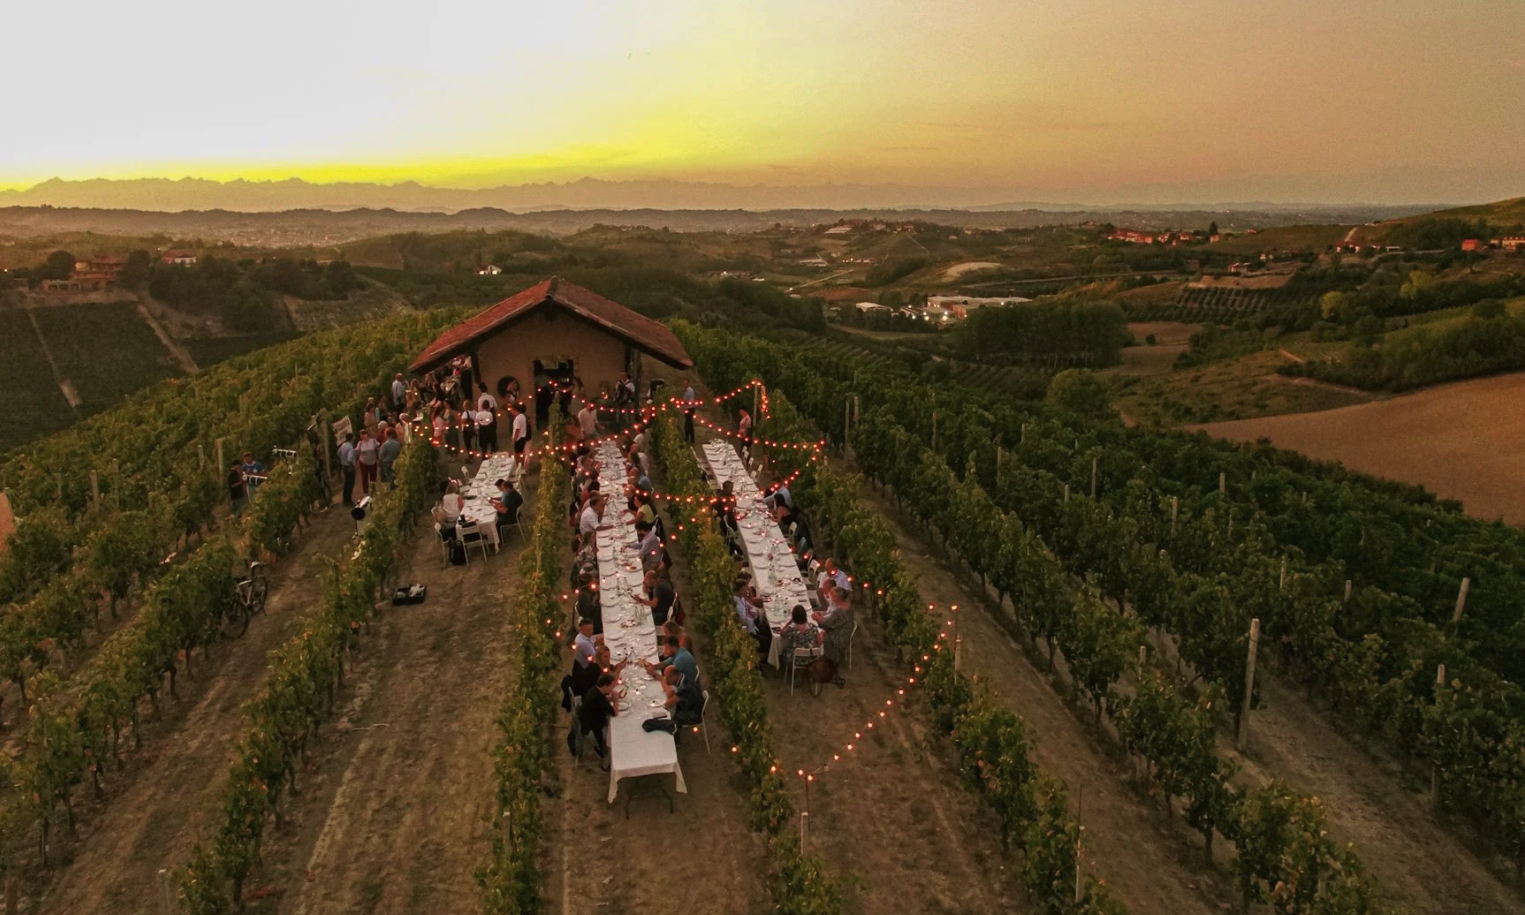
[472,305,632,403]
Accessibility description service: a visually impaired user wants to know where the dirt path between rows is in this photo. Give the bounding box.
[538,471,773,915]
[256,505,523,915]
[849,482,1232,915]
[672,415,1026,915]
[35,508,357,915]
[859,476,1523,915]
[1240,682,1523,915]
[764,625,1028,915]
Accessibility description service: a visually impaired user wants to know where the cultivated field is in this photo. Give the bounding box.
[1195,371,1525,524]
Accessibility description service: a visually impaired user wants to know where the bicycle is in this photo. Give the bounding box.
[219,561,269,639]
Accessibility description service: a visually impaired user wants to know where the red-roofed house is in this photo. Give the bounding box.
[409,277,692,403]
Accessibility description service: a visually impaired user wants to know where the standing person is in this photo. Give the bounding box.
[226,460,247,515]
[337,432,357,506]
[477,383,498,421]
[737,407,753,459]
[356,429,380,496]
[378,427,401,487]
[363,397,380,438]
[460,401,477,454]
[614,371,636,429]
[682,379,697,444]
[477,402,498,454]
[431,404,450,444]
[511,403,530,459]
[577,400,598,441]
[239,451,266,500]
[391,372,407,411]
[813,586,854,688]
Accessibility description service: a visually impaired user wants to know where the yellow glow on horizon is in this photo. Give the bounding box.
[0,0,1522,203]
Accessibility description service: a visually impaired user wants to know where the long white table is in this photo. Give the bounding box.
[593,440,687,804]
[701,441,813,667]
[459,454,520,547]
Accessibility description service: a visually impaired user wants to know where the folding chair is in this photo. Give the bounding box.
[789,645,824,696]
[498,504,526,544]
[434,523,454,567]
[694,689,712,754]
[457,520,491,562]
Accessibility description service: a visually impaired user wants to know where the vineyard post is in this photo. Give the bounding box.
[318,415,334,499]
[1020,422,1027,444]
[753,381,759,427]
[1452,577,1470,623]
[198,442,206,473]
[1063,483,1070,503]
[158,867,172,915]
[1344,579,1353,602]
[1219,472,1226,495]
[1432,663,1447,807]
[1279,558,1287,591]
[216,438,225,478]
[1236,618,1261,751]
[89,470,100,510]
[1170,496,1179,532]
[931,412,938,451]
[1074,782,1085,905]
[996,445,1004,482]
[1090,455,1098,499]
[5,877,16,915]
[55,474,62,500]
[844,396,853,466]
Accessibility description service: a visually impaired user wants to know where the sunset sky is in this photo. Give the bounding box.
[4,0,1524,204]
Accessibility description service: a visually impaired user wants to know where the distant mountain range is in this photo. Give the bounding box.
[0,176,1448,216]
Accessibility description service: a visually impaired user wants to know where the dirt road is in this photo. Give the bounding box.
[35,509,357,915]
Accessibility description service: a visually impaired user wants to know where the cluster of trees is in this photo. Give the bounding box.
[953,299,1129,367]
[864,256,928,286]
[1286,304,1525,391]
[1384,217,1496,250]
[146,258,286,334]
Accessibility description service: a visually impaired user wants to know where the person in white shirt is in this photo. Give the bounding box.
[435,480,464,525]
[578,495,605,538]
[511,405,530,456]
[391,373,407,409]
[475,404,498,454]
[477,385,498,415]
[816,558,849,604]
[577,402,598,440]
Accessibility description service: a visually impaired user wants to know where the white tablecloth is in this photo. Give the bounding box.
[702,441,813,666]
[592,440,687,803]
[460,454,520,547]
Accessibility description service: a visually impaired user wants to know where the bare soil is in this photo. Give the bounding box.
[854,486,1232,915]
[538,509,773,915]
[676,412,1029,915]
[1194,370,1525,524]
[32,508,358,915]
[256,501,523,915]
[857,472,1523,915]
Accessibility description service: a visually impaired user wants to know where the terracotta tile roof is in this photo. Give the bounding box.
[409,277,693,373]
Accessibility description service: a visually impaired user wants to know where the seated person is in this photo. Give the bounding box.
[562,643,625,710]
[733,581,773,662]
[575,569,602,635]
[663,666,705,729]
[633,569,676,626]
[812,587,855,687]
[765,481,792,512]
[569,672,617,765]
[713,481,738,530]
[434,480,464,527]
[491,478,524,535]
[635,521,665,574]
[632,491,658,528]
[777,604,823,668]
[571,617,600,668]
[644,635,699,685]
[816,558,849,605]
